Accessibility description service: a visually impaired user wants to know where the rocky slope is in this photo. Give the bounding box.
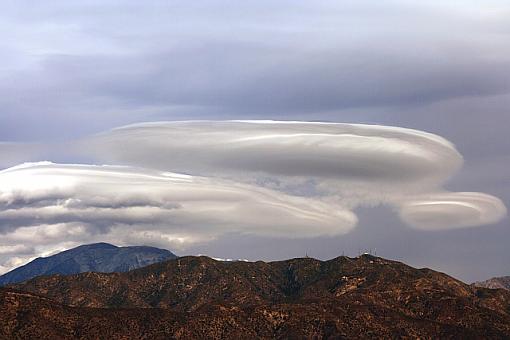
[0,243,176,286]
[474,276,510,291]
[3,254,510,339]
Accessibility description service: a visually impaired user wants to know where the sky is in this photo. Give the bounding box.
[0,1,509,282]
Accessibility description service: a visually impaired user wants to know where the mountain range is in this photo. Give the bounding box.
[0,243,177,286]
[3,253,510,338]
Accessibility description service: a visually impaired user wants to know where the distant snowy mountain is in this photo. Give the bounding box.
[473,276,510,290]
[0,243,176,286]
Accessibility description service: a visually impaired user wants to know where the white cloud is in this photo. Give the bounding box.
[82,121,506,229]
[0,161,356,272]
[398,192,507,230]
[0,256,32,275]
[0,244,33,255]
[84,121,463,202]
[0,121,506,273]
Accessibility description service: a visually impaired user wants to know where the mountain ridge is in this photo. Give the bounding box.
[0,242,177,286]
[5,254,510,338]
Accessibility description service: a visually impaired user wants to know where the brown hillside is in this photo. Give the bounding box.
[3,255,510,339]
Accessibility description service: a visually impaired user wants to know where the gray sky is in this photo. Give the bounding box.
[0,1,509,282]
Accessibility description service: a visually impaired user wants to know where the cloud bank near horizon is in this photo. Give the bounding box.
[0,121,506,274]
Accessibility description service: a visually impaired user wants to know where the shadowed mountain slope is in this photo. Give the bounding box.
[5,254,510,338]
[0,243,176,286]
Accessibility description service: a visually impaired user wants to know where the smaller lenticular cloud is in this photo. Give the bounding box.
[398,192,507,230]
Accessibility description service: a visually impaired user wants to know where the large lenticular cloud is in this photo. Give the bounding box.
[83,120,505,229]
[87,121,462,191]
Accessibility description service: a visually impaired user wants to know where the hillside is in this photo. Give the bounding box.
[0,243,176,286]
[4,254,510,338]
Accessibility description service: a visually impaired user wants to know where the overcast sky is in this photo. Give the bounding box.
[0,1,509,282]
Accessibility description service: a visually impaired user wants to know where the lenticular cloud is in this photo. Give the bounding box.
[0,162,356,239]
[0,121,507,273]
[82,120,505,229]
[87,121,463,195]
[398,192,507,230]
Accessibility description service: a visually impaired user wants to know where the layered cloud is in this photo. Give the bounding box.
[0,121,506,274]
[398,192,507,230]
[0,162,356,258]
[82,121,505,229]
[85,121,462,201]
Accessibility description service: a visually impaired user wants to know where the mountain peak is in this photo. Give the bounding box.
[0,243,177,286]
[75,242,118,250]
